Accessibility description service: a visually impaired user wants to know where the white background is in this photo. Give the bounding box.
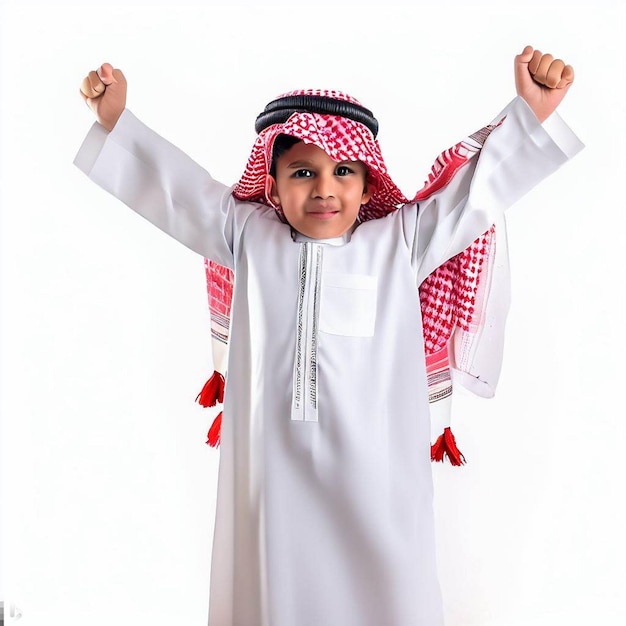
[1,2,624,625]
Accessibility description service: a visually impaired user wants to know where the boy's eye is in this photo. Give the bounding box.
[293,169,313,178]
[335,165,354,176]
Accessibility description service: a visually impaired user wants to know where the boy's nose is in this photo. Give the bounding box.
[313,173,335,199]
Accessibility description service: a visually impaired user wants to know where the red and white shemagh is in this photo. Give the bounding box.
[196,89,500,465]
[232,89,408,220]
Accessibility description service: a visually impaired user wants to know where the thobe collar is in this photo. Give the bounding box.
[290,223,356,247]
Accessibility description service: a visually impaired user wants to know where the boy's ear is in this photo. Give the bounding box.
[361,181,373,205]
[265,174,280,207]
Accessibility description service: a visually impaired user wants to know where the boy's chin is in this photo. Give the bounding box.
[288,219,357,240]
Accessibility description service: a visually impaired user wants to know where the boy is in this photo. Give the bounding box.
[76,46,582,625]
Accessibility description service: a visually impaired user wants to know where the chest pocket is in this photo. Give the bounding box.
[319,272,378,337]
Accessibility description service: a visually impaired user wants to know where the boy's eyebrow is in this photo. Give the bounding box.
[285,160,316,168]
[285,159,361,169]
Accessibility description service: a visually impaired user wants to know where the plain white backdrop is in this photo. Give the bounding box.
[1,2,624,625]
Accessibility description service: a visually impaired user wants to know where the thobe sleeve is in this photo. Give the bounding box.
[404,96,584,286]
[73,109,254,269]
[402,97,583,438]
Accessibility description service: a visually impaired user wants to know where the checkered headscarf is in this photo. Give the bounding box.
[232,89,408,220]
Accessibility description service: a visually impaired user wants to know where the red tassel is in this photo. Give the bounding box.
[431,427,466,466]
[206,411,223,447]
[196,371,225,407]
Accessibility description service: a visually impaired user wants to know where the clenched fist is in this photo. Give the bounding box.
[515,45,574,123]
[80,63,127,131]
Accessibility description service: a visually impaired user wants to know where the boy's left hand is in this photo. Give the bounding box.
[515,45,574,123]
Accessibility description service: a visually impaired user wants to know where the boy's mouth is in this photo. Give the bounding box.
[308,210,339,220]
[307,202,339,219]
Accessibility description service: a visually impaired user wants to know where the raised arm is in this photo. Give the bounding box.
[408,45,582,285]
[75,64,254,268]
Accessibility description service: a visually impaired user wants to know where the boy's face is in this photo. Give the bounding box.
[269,142,371,239]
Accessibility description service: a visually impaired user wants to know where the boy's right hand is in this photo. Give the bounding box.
[80,63,127,131]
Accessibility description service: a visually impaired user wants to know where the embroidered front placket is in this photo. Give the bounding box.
[291,242,323,422]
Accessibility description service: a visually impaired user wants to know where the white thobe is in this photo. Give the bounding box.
[74,97,583,626]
